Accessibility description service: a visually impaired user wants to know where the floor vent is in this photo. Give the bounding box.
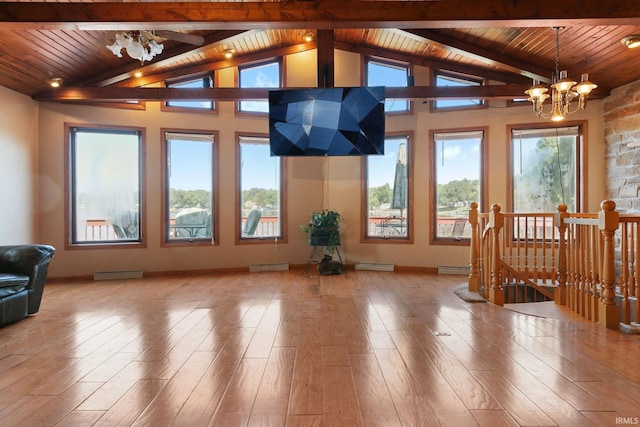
[438,265,470,275]
[94,269,143,281]
[249,263,289,272]
[354,262,395,272]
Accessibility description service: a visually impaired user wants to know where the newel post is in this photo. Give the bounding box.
[468,202,479,292]
[554,204,568,306]
[598,200,621,329]
[488,203,504,306]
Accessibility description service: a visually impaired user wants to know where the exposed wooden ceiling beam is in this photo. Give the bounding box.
[400,29,553,84]
[33,85,531,102]
[1,1,640,31]
[317,30,335,88]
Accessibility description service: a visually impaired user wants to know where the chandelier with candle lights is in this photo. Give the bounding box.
[525,27,597,122]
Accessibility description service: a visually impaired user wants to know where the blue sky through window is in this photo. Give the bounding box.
[169,139,212,191]
[166,77,213,109]
[239,61,280,113]
[434,73,482,109]
[434,134,481,185]
[366,60,409,112]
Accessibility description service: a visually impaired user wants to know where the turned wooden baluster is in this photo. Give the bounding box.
[635,222,640,324]
[488,203,504,306]
[620,221,631,325]
[598,200,621,329]
[468,202,479,292]
[554,204,568,305]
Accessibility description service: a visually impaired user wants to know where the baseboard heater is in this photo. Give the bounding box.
[438,265,470,275]
[354,262,395,272]
[249,263,289,272]
[94,269,144,281]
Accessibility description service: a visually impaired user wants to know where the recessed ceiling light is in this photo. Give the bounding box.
[622,35,640,49]
[134,71,143,78]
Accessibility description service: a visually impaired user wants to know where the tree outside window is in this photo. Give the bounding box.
[163,131,216,244]
[511,126,580,213]
[431,129,485,243]
[364,134,412,240]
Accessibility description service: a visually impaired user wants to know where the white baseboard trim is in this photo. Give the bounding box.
[438,265,470,275]
[94,269,144,281]
[249,263,289,272]
[354,262,395,272]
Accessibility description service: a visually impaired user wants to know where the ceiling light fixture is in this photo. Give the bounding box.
[107,31,164,64]
[223,48,236,59]
[303,32,314,43]
[525,27,597,122]
[48,77,63,88]
[622,35,640,49]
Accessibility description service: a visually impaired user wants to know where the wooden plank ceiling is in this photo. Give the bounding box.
[1,0,640,102]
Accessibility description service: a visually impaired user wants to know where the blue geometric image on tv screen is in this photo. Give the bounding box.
[268,86,385,156]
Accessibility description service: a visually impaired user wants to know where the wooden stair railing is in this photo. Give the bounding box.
[468,203,558,306]
[560,200,620,329]
[619,213,640,326]
[468,200,630,330]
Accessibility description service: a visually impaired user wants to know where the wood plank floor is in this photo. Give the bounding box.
[0,270,638,426]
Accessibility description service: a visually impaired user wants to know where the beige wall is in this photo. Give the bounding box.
[28,49,608,277]
[0,86,39,244]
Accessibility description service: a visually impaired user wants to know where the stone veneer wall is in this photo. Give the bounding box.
[603,79,640,213]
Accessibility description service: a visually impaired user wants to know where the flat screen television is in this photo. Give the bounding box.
[268,86,385,156]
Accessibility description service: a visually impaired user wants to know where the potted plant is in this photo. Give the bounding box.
[301,209,342,253]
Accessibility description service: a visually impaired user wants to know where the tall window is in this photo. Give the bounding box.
[432,71,484,110]
[238,60,281,113]
[163,131,217,245]
[366,58,410,113]
[163,75,214,111]
[431,129,485,243]
[237,135,285,242]
[363,134,412,240]
[67,125,143,246]
[510,125,582,212]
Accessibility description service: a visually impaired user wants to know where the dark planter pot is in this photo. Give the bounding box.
[310,231,339,246]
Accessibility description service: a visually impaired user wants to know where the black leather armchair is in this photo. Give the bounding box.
[0,245,55,326]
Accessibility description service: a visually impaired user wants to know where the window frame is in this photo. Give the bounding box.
[161,74,217,113]
[430,70,486,111]
[161,128,219,247]
[429,127,488,246]
[364,56,412,115]
[64,123,146,250]
[361,132,414,243]
[236,58,283,116]
[507,121,587,214]
[235,133,288,244]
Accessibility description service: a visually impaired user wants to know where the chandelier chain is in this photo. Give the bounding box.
[554,27,560,81]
